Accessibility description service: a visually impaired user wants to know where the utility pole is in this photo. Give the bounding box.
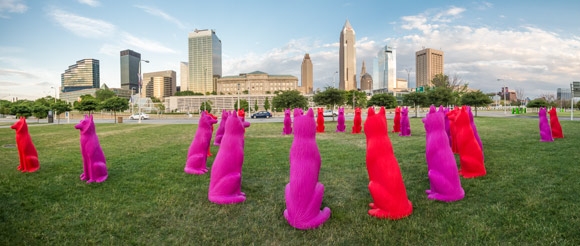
[498,79,506,115]
[405,68,412,88]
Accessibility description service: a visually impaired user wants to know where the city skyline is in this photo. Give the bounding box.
[1,0,580,100]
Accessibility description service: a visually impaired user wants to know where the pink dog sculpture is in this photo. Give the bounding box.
[185,111,217,175]
[443,107,451,147]
[399,107,411,136]
[284,108,331,229]
[75,115,108,183]
[539,107,553,142]
[208,111,251,204]
[213,110,229,146]
[423,106,464,202]
[336,107,346,132]
[282,109,292,135]
[293,108,304,118]
[11,117,39,173]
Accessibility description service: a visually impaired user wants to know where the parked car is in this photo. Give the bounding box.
[129,113,149,120]
[251,111,272,118]
[323,110,338,117]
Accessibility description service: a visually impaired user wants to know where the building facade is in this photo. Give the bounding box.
[396,78,408,89]
[188,29,222,94]
[557,88,571,100]
[339,19,356,91]
[373,45,396,91]
[216,71,298,95]
[61,59,100,92]
[120,49,141,92]
[416,48,444,88]
[59,86,132,103]
[142,70,177,100]
[165,94,316,113]
[300,53,313,94]
[180,61,189,92]
[360,60,373,91]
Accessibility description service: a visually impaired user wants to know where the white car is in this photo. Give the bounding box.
[129,113,149,120]
[323,110,338,117]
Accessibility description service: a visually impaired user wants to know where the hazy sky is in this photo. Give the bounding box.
[1,0,579,100]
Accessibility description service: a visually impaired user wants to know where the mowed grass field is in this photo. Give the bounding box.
[0,117,579,245]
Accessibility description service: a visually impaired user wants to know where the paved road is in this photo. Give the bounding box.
[1,110,578,127]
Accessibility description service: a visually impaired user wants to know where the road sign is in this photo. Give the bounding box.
[415,87,424,92]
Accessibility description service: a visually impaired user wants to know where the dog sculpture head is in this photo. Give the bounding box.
[74,114,95,134]
[11,116,28,133]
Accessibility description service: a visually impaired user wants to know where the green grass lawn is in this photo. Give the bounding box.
[1,117,579,245]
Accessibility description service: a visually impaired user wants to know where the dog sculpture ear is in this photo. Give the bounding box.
[306,108,314,117]
[367,107,375,117]
[90,114,94,121]
[379,106,386,116]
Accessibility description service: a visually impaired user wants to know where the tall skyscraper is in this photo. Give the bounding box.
[339,19,356,91]
[180,61,189,92]
[61,59,100,92]
[188,29,222,94]
[373,45,397,91]
[301,53,313,94]
[360,60,373,91]
[142,70,177,100]
[120,49,141,92]
[416,48,444,88]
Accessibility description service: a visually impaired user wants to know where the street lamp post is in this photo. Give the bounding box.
[498,79,506,115]
[50,86,57,124]
[138,59,150,124]
[405,68,412,88]
[131,87,136,116]
[332,71,338,88]
[237,83,240,112]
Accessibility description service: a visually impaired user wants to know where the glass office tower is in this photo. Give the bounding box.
[374,45,396,91]
[61,59,100,92]
[120,49,141,93]
[188,29,222,94]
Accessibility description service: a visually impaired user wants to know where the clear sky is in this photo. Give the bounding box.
[1,0,579,100]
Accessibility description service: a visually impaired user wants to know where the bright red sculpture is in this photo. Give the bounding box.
[364,107,413,219]
[392,107,401,133]
[11,117,39,173]
[548,108,564,138]
[447,108,460,153]
[316,108,325,133]
[351,107,362,134]
[446,106,486,178]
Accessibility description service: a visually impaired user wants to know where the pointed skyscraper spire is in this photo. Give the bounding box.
[361,60,366,75]
[343,19,353,31]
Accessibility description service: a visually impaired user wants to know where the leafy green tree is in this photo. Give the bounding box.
[175,91,203,96]
[577,101,580,110]
[96,89,116,102]
[527,99,549,108]
[263,97,271,111]
[272,90,308,112]
[0,100,12,116]
[200,100,212,113]
[425,86,454,107]
[344,90,367,108]
[368,93,397,109]
[312,87,345,121]
[243,90,249,95]
[100,97,129,123]
[402,92,427,117]
[254,99,259,112]
[150,96,162,103]
[35,96,54,107]
[32,103,49,122]
[74,95,99,115]
[52,99,72,124]
[10,102,33,118]
[460,91,493,117]
[234,99,249,112]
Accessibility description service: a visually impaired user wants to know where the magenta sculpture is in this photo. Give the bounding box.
[75,115,108,183]
[422,106,464,202]
[399,107,411,136]
[213,110,229,146]
[284,108,331,229]
[293,108,304,118]
[283,108,292,135]
[185,111,217,175]
[336,107,346,132]
[208,111,251,204]
[539,107,553,142]
[467,106,484,159]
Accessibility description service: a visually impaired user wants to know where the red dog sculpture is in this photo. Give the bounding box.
[548,108,564,138]
[11,117,39,173]
[392,107,401,133]
[446,106,486,178]
[351,107,362,134]
[316,108,325,133]
[447,108,460,153]
[364,107,413,219]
